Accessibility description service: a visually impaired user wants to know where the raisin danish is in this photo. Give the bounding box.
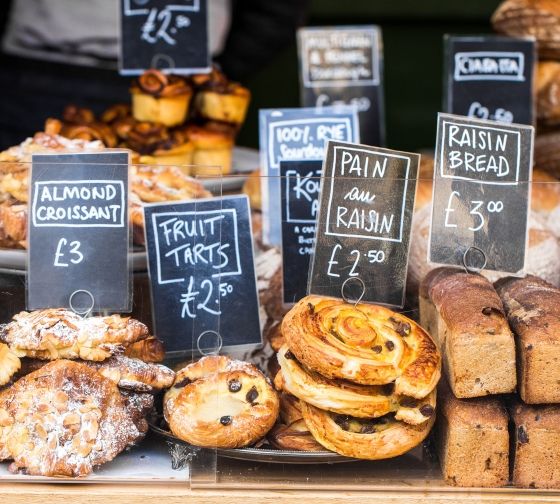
[164,356,279,448]
[276,345,435,425]
[301,402,435,460]
[0,309,149,361]
[282,296,441,397]
[0,360,145,477]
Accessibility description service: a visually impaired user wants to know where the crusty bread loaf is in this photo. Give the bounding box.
[536,61,560,127]
[419,268,516,398]
[436,379,509,487]
[510,400,560,488]
[495,275,560,404]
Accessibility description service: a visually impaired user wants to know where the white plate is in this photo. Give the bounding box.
[200,146,259,193]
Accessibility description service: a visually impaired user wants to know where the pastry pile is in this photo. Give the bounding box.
[163,355,279,449]
[0,309,174,477]
[0,131,211,249]
[271,295,441,459]
[49,66,249,177]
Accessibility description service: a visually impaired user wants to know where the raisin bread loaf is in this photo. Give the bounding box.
[496,275,560,404]
[420,268,516,398]
[436,379,509,487]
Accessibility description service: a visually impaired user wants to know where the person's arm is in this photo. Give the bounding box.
[216,0,310,82]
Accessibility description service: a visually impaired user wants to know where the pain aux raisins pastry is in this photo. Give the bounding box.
[276,345,436,425]
[131,69,194,127]
[300,402,435,460]
[164,355,279,448]
[273,295,440,457]
[282,296,441,397]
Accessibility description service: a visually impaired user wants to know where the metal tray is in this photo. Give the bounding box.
[149,420,356,465]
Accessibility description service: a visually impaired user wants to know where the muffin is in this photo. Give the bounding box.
[131,69,193,127]
[184,123,234,177]
[192,67,250,126]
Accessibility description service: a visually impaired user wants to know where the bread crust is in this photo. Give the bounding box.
[420,268,516,398]
[495,275,560,403]
[282,296,441,397]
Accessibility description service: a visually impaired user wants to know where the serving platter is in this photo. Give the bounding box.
[149,418,354,465]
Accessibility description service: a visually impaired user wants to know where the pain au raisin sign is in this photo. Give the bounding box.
[309,140,419,307]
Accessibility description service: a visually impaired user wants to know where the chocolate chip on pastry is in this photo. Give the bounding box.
[268,393,324,452]
[0,360,146,477]
[0,309,150,361]
[276,344,436,424]
[163,355,279,448]
[300,402,435,460]
[282,296,441,397]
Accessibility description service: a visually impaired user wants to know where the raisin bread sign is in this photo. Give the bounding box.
[309,141,419,307]
[119,0,210,75]
[429,113,534,274]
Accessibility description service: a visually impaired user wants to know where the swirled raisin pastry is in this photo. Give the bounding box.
[164,356,279,448]
[282,296,441,397]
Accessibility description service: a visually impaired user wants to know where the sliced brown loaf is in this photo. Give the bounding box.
[436,380,509,487]
[510,400,560,488]
[419,267,516,398]
[495,275,560,404]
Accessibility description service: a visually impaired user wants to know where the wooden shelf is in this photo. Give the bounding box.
[2,482,560,504]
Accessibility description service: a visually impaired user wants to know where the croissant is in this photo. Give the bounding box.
[301,401,435,460]
[276,345,435,425]
[0,360,145,476]
[164,356,279,448]
[282,296,441,397]
[0,309,150,361]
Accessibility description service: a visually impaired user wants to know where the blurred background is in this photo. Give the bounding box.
[0,0,503,152]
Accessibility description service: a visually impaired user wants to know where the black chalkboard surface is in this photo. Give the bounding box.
[28,152,130,312]
[297,26,384,147]
[259,106,359,247]
[429,113,534,274]
[444,35,535,125]
[119,0,210,75]
[308,140,419,308]
[280,160,322,305]
[144,195,261,355]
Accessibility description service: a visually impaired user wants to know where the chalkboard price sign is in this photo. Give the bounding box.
[444,35,535,125]
[259,106,359,246]
[280,160,322,305]
[144,195,261,354]
[308,140,419,308]
[297,26,384,146]
[429,113,534,274]
[119,0,210,75]
[28,152,130,312]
